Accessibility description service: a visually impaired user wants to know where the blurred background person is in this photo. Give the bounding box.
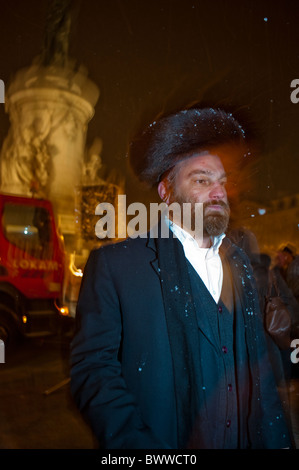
[228,228,297,445]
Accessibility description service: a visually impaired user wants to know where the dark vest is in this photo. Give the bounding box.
[187,256,249,449]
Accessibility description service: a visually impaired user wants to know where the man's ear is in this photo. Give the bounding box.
[157,179,170,204]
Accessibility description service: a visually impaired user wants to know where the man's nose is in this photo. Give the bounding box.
[209,182,227,200]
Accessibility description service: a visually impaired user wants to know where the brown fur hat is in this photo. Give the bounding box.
[129,107,248,187]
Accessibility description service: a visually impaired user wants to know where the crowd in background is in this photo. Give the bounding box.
[228,228,299,443]
[229,229,299,389]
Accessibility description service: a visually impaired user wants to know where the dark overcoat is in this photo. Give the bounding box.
[70,232,292,449]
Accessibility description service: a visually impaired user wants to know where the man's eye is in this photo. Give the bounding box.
[195,179,208,185]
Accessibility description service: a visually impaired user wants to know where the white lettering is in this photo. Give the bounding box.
[29,259,38,270]
[19,259,29,269]
[149,202,168,237]
[117,195,127,238]
[290,339,299,364]
[47,261,58,271]
[145,454,196,464]
[11,260,59,271]
[127,202,148,238]
[94,197,204,240]
[0,79,4,103]
[0,340,4,363]
[290,79,299,103]
[100,454,135,467]
[95,202,115,238]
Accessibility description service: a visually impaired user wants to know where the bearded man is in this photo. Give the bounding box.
[70,107,294,449]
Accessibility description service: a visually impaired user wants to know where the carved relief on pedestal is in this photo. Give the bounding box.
[1,100,62,197]
[0,76,99,214]
[0,0,100,246]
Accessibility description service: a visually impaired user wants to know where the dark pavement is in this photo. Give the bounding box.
[0,334,95,449]
[0,333,299,450]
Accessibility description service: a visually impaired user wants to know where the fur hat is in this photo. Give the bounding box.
[280,243,297,257]
[129,107,248,186]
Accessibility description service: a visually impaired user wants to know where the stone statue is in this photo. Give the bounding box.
[40,0,73,67]
[83,137,104,185]
[0,104,69,196]
[0,0,100,234]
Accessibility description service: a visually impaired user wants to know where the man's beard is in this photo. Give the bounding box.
[170,190,230,237]
[202,200,230,236]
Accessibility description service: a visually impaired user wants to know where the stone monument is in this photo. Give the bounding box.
[0,0,99,243]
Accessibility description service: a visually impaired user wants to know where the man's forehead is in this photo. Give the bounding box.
[177,152,226,173]
[186,168,227,178]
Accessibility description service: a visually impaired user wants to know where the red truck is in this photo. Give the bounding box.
[0,193,71,347]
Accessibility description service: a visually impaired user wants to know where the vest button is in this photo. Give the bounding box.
[218,306,223,313]
[222,346,227,354]
[227,384,232,392]
[226,419,231,428]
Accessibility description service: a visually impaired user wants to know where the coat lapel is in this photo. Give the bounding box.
[147,222,220,350]
[146,231,160,276]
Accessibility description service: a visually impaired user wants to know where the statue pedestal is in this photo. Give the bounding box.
[0,64,99,242]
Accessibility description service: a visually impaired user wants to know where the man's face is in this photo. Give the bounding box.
[161,153,230,237]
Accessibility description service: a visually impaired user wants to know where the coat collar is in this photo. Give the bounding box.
[146,218,240,278]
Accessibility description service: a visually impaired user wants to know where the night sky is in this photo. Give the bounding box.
[0,0,299,206]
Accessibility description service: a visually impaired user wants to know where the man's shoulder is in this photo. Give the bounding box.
[221,236,243,257]
[90,235,151,260]
[223,236,254,267]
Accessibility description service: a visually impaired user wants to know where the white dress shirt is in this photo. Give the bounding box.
[166,217,225,303]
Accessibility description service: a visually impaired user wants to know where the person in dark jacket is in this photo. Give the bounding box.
[70,107,293,449]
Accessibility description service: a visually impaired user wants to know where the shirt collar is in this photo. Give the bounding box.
[165,215,226,254]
